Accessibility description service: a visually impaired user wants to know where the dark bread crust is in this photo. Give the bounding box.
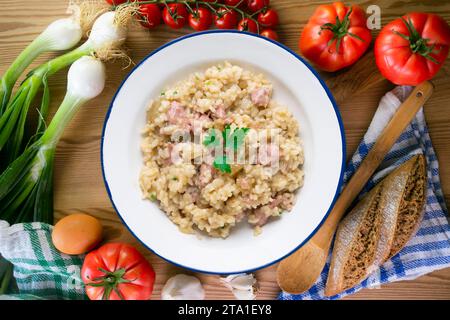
[325,183,385,296]
[389,155,427,258]
[341,189,383,291]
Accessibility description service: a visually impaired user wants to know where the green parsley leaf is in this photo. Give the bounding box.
[224,127,250,151]
[222,124,231,142]
[213,155,231,173]
[233,127,250,151]
[204,126,249,174]
[203,129,221,147]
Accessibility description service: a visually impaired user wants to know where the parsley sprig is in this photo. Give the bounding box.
[203,125,250,173]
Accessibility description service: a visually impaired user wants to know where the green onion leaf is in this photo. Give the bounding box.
[34,75,51,140]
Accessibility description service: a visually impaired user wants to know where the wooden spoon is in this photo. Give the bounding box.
[277,81,434,294]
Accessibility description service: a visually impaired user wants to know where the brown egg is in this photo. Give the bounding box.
[52,213,103,255]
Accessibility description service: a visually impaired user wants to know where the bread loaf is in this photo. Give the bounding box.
[325,155,426,296]
[324,182,385,296]
[373,155,427,266]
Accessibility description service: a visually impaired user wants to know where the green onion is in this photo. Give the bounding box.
[0,47,88,164]
[0,16,83,296]
[0,56,106,225]
[0,3,117,296]
[0,11,128,165]
[0,17,83,116]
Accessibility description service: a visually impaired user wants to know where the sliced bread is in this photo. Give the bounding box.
[324,183,385,296]
[387,155,426,258]
[325,155,427,296]
[372,155,427,266]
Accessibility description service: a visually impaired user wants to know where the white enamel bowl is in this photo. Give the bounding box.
[101,31,345,274]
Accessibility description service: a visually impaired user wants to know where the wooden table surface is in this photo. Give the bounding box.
[1,0,450,300]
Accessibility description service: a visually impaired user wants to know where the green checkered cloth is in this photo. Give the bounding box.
[0,220,87,300]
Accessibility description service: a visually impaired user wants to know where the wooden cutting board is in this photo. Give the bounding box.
[0,0,449,299]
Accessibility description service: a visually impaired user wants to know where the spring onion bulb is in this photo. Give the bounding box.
[0,10,129,165]
[0,56,105,225]
[0,17,82,116]
[84,11,127,50]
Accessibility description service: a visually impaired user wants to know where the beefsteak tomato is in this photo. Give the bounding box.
[375,12,450,85]
[299,2,372,72]
[81,243,155,300]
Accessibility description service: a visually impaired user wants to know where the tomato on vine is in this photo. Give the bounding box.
[139,4,162,29]
[247,0,269,13]
[214,8,239,29]
[189,7,213,31]
[225,0,246,8]
[260,29,278,41]
[105,0,282,37]
[238,18,258,33]
[257,8,278,28]
[105,0,127,5]
[162,3,188,29]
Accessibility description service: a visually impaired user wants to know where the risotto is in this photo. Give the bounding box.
[139,62,304,238]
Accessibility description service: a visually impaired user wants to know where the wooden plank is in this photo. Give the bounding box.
[0,0,449,300]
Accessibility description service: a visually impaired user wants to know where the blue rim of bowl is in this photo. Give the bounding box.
[101,30,346,275]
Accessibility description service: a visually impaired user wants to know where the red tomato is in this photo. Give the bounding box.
[247,0,269,13]
[139,4,161,29]
[189,7,213,31]
[214,8,238,29]
[162,3,188,29]
[257,8,278,28]
[299,2,372,72]
[238,18,258,33]
[105,0,127,5]
[81,243,155,300]
[375,12,450,85]
[260,29,278,41]
[225,0,246,8]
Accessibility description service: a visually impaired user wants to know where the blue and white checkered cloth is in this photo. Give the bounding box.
[279,85,450,300]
